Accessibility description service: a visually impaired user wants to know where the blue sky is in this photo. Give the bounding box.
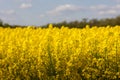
[0,0,120,26]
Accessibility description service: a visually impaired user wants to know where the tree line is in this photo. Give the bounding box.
[1,15,120,28]
[47,15,120,28]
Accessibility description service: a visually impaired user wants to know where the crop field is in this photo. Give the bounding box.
[0,25,120,80]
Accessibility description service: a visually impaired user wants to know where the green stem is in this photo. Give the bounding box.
[47,40,56,78]
[115,40,119,80]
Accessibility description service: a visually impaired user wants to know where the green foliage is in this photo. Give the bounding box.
[45,15,120,28]
[0,19,3,26]
[1,15,120,28]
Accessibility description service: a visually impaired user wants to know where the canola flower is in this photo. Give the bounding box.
[0,25,120,80]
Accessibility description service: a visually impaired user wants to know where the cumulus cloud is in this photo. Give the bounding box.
[112,4,120,9]
[14,0,32,2]
[47,4,81,15]
[88,4,120,15]
[39,14,45,18]
[90,5,108,10]
[113,0,120,2]
[99,10,117,15]
[1,16,16,21]
[0,10,15,15]
[89,4,120,11]
[20,3,32,9]
[39,4,120,19]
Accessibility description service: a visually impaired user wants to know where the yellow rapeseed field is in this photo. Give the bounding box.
[0,24,120,80]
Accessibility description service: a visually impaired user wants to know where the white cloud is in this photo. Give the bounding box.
[99,10,117,15]
[0,10,15,15]
[39,4,120,19]
[1,16,16,21]
[14,0,32,2]
[47,4,81,15]
[89,4,120,11]
[112,4,120,9]
[90,5,108,10]
[89,4,120,15]
[115,4,120,8]
[20,3,32,9]
[113,0,120,2]
[39,14,45,18]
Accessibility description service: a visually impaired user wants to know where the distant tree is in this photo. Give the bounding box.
[3,23,11,28]
[115,16,120,25]
[82,18,88,23]
[0,19,3,26]
[89,18,99,26]
[69,20,79,28]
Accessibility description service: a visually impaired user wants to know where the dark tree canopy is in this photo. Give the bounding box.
[1,15,120,28]
[0,19,3,26]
